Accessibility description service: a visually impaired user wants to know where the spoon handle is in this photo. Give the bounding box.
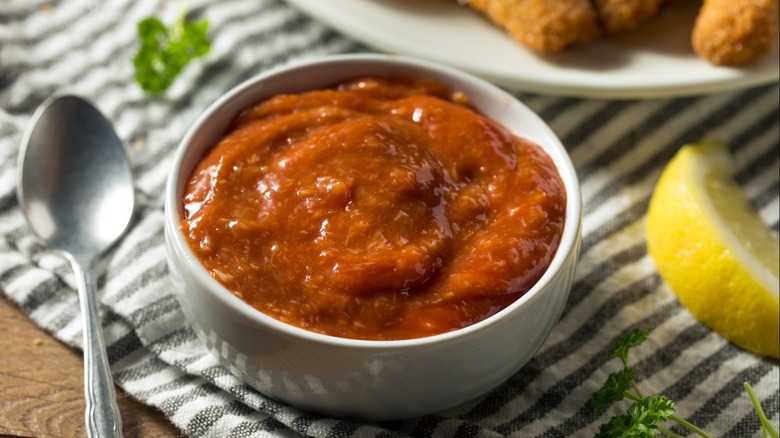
[72,258,124,438]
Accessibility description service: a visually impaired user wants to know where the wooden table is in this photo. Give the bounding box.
[0,295,181,437]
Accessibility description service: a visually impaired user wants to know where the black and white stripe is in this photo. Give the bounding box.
[1,0,777,436]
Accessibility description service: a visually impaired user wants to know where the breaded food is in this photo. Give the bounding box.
[467,0,602,51]
[593,0,665,34]
[692,0,778,66]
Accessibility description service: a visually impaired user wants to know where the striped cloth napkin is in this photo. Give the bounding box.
[1,0,777,436]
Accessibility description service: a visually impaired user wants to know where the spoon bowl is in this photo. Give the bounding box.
[17,95,133,437]
[19,96,135,257]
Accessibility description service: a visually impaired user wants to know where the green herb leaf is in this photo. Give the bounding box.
[605,327,654,367]
[592,367,634,413]
[628,395,676,430]
[133,12,210,94]
[594,396,674,438]
[595,414,658,438]
[587,326,780,438]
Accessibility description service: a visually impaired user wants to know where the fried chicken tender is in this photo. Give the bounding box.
[593,0,665,34]
[467,0,602,51]
[692,0,779,66]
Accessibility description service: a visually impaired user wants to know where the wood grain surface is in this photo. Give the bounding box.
[0,294,181,438]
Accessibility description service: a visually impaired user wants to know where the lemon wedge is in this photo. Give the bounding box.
[647,139,779,358]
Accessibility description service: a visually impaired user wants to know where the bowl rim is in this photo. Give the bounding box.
[165,53,582,349]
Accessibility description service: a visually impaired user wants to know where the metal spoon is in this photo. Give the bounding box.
[17,95,133,438]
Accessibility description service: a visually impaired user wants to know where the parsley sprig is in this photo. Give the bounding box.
[592,327,778,437]
[133,2,210,94]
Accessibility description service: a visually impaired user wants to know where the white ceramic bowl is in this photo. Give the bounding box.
[164,53,582,421]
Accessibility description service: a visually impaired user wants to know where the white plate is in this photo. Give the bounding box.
[284,0,779,99]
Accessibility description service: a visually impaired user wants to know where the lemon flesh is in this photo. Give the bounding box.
[647,139,779,359]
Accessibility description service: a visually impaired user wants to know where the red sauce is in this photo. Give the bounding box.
[181,76,566,340]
